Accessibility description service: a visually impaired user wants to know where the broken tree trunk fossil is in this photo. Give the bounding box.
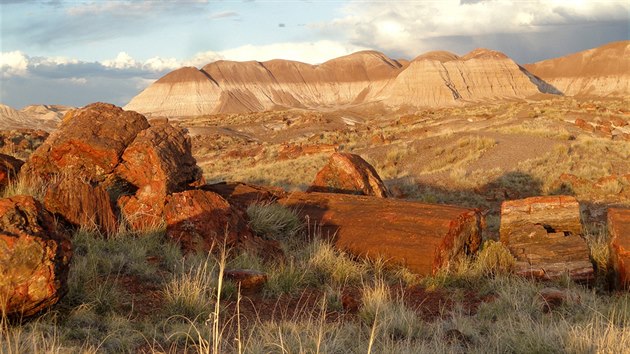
[279,191,483,276]
[608,208,630,290]
[500,195,593,282]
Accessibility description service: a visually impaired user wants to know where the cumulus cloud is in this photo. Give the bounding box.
[1,51,179,82]
[318,0,629,60]
[0,51,29,77]
[187,40,368,66]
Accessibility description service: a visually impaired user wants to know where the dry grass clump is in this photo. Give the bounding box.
[473,240,516,276]
[0,174,52,201]
[246,202,303,241]
[422,136,496,174]
[204,153,328,190]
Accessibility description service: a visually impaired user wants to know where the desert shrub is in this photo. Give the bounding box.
[246,202,303,240]
[473,240,516,276]
[264,259,312,297]
[308,238,366,286]
[162,257,218,320]
[359,280,425,341]
[582,224,610,284]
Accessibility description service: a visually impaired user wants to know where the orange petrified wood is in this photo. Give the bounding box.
[500,195,593,282]
[279,192,483,276]
[608,208,630,290]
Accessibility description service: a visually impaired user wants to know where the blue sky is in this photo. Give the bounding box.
[1,0,628,108]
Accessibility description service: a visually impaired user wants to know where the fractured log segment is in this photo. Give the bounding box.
[500,195,582,238]
[608,208,630,290]
[500,196,593,282]
[278,191,483,276]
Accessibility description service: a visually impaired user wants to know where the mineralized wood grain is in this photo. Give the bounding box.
[279,192,483,276]
[608,208,630,290]
[500,196,593,282]
[44,176,118,236]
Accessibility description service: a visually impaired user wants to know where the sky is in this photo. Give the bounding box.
[1,0,628,108]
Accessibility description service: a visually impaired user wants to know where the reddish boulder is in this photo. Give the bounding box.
[279,192,483,275]
[307,152,390,197]
[115,123,203,231]
[608,208,630,290]
[22,103,149,182]
[0,196,72,317]
[115,123,203,196]
[277,144,337,160]
[117,194,165,231]
[164,190,281,256]
[0,153,24,190]
[500,196,593,282]
[44,177,118,236]
[574,118,593,132]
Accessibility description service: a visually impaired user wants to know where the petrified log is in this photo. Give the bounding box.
[115,123,203,196]
[307,152,390,197]
[203,182,287,211]
[500,196,593,282]
[608,208,630,290]
[21,103,149,182]
[44,176,118,236]
[0,196,72,317]
[278,192,483,275]
[164,189,282,258]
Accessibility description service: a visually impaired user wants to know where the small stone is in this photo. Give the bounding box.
[224,269,267,293]
[537,287,573,313]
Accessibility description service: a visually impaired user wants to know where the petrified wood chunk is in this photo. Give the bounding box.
[0,196,72,317]
[500,196,593,282]
[164,190,282,258]
[279,192,483,275]
[307,152,390,197]
[21,103,149,182]
[0,153,23,190]
[608,208,630,290]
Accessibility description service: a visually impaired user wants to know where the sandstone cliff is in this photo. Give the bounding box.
[383,49,560,107]
[125,47,565,117]
[524,41,630,97]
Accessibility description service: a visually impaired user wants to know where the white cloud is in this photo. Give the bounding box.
[0,51,29,77]
[184,51,225,68]
[319,0,630,57]
[144,56,181,72]
[188,40,369,66]
[223,40,368,64]
[102,52,137,69]
[101,52,180,72]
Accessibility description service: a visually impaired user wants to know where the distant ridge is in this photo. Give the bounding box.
[0,104,72,130]
[124,43,630,117]
[524,41,630,97]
